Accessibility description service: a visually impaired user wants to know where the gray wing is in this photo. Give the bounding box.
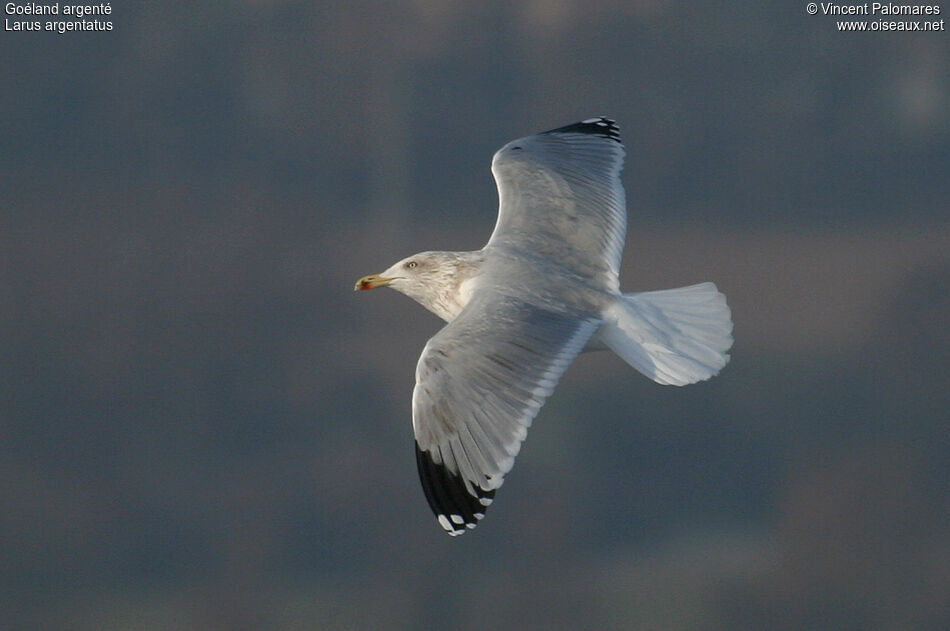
[487,117,627,293]
[412,291,598,535]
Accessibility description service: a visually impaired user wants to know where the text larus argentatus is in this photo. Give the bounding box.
[355,118,733,536]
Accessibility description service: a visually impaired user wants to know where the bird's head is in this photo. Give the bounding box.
[354,253,430,293]
[355,251,483,322]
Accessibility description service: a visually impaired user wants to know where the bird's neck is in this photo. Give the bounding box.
[415,250,485,322]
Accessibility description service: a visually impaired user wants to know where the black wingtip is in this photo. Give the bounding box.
[415,443,496,536]
[542,117,621,143]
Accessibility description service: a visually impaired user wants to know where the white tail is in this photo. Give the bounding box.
[598,282,733,386]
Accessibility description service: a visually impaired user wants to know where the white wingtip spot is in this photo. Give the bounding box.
[438,513,466,535]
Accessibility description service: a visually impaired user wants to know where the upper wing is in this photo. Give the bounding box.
[412,291,598,535]
[487,117,627,293]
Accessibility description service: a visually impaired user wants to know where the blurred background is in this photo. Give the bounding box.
[1,2,948,630]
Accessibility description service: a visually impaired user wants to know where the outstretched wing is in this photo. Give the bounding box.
[412,291,598,535]
[487,117,627,293]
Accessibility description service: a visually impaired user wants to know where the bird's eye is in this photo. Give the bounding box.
[405,261,418,269]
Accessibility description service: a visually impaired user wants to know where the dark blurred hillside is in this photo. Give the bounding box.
[3,3,948,223]
[1,2,948,630]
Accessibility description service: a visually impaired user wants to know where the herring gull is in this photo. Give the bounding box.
[355,118,733,536]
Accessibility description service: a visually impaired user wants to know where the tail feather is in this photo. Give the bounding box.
[599,282,733,386]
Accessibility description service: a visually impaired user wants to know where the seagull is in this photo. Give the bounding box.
[355,118,733,536]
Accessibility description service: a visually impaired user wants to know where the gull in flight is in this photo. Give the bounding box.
[355,118,733,536]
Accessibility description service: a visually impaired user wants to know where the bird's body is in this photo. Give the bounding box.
[356,118,733,536]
